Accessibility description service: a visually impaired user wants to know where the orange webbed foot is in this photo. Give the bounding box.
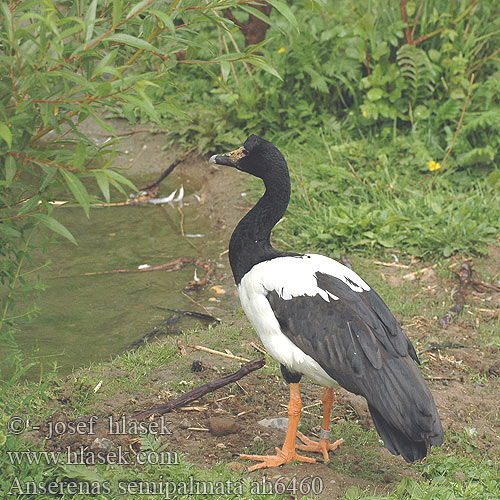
[240,446,316,471]
[296,431,344,462]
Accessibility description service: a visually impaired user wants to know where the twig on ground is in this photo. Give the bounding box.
[424,376,461,381]
[439,261,473,328]
[402,264,437,280]
[420,341,466,353]
[346,160,364,184]
[132,357,265,419]
[472,279,500,293]
[249,342,267,355]
[374,261,411,269]
[235,381,247,394]
[340,254,353,270]
[187,344,251,363]
[177,205,185,236]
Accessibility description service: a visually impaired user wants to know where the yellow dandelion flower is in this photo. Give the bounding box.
[362,109,367,118]
[278,47,286,54]
[427,161,441,172]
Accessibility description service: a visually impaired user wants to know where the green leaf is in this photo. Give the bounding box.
[151,10,176,33]
[84,0,98,44]
[428,49,441,62]
[0,3,12,41]
[39,166,57,192]
[414,105,430,120]
[73,142,86,170]
[59,464,103,482]
[126,0,152,20]
[0,123,12,148]
[112,0,123,27]
[239,6,271,25]
[220,60,230,81]
[96,173,110,203]
[247,56,282,80]
[0,221,21,238]
[105,169,137,192]
[5,155,16,184]
[35,215,77,245]
[267,0,299,31]
[121,92,159,123]
[366,88,383,101]
[106,34,158,52]
[61,170,90,217]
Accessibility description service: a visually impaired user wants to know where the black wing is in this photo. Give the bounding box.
[267,272,443,462]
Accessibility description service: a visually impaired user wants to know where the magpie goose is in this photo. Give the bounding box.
[209,135,443,471]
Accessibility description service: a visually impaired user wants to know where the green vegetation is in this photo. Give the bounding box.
[157,0,500,257]
[1,0,499,499]
[0,0,282,372]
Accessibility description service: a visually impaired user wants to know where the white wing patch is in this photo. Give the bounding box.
[241,254,370,302]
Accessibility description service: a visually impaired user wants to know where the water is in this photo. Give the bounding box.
[14,184,227,377]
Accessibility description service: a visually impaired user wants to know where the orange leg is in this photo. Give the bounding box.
[296,387,343,462]
[240,383,316,471]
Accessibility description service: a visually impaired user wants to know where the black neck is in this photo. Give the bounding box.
[229,169,294,284]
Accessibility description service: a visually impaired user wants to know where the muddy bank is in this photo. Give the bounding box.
[77,117,247,237]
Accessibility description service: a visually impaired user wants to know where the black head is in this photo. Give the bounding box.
[209,135,287,180]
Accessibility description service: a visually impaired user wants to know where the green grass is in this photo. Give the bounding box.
[2,309,499,499]
[271,132,500,260]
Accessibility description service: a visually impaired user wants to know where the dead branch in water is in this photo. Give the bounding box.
[153,306,220,323]
[47,257,214,288]
[126,315,182,349]
[139,147,196,192]
[132,357,265,419]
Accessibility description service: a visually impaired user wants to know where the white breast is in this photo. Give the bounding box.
[237,254,370,386]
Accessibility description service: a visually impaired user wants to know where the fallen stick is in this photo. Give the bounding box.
[188,344,251,363]
[249,341,267,355]
[154,307,220,323]
[420,341,466,353]
[132,357,265,419]
[472,279,500,293]
[402,264,437,279]
[424,376,461,381]
[126,315,181,350]
[181,291,221,322]
[340,254,353,270]
[96,127,169,137]
[48,258,213,287]
[373,261,411,269]
[439,261,473,329]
